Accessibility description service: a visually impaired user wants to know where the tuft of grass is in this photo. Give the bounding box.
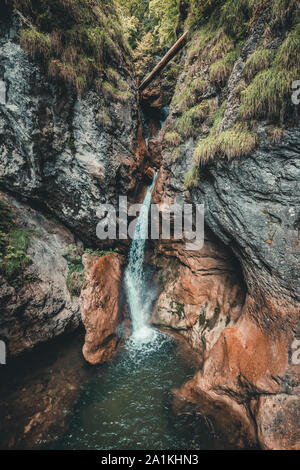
[171,147,182,160]
[244,47,274,81]
[267,126,285,146]
[210,100,227,135]
[209,57,232,84]
[275,23,300,69]
[98,106,112,127]
[184,165,199,189]
[20,29,51,60]
[164,131,183,146]
[271,0,299,28]
[102,81,131,103]
[175,102,210,138]
[173,78,209,112]
[239,67,299,121]
[193,123,258,165]
[208,30,234,61]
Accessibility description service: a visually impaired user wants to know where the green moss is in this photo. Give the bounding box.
[171,300,185,320]
[63,245,118,297]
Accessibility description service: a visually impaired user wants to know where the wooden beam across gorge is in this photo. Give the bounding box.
[139,31,189,92]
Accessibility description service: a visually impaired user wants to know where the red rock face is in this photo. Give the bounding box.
[80,254,125,365]
[150,233,245,356]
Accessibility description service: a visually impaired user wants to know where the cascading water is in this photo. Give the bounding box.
[125,174,158,344]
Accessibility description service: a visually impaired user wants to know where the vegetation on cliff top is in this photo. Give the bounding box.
[14,0,132,98]
[161,0,300,188]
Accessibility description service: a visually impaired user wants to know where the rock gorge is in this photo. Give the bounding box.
[0,0,299,451]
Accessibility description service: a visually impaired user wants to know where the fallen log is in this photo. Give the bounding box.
[139,31,189,92]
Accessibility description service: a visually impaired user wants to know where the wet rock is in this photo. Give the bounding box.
[80,253,125,365]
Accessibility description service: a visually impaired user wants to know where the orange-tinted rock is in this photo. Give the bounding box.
[175,296,300,449]
[80,253,124,365]
[144,167,155,183]
[147,138,162,168]
[150,232,245,355]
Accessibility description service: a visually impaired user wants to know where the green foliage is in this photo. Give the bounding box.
[240,67,298,121]
[185,0,257,39]
[0,200,32,287]
[133,31,157,77]
[210,100,227,135]
[275,22,300,69]
[149,0,180,48]
[240,19,300,122]
[0,230,31,287]
[173,78,208,112]
[20,29,51,59]
[63,245,119,297]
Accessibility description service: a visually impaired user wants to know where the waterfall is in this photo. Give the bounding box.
[125,174,157,344]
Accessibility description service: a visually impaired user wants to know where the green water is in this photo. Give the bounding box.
[52,332,218,450]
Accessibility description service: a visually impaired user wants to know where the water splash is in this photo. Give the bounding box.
[125,174,158,345]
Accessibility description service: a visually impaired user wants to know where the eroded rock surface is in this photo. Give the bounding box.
[80,253,125,365]
[0,11,141,245]
[0,191,80,357]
